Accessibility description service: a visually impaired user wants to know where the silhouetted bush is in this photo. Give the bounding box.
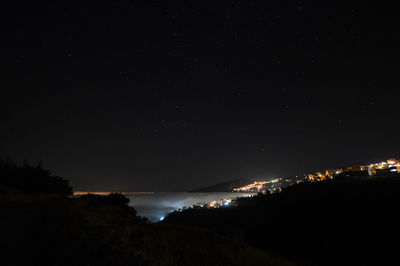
[77,192,137,218]
[79,192,130,205]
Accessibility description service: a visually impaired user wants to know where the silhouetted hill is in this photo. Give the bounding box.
[190,177,265,192]
[166,174,400,266]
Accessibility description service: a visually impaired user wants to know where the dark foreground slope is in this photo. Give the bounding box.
[0,191,291,266]
[0,160,292,266]
[165,174,400,266]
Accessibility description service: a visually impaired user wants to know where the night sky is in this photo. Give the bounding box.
[2,1,399,191]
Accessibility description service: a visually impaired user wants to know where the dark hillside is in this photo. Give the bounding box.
[0,192,292,266]
[0,185,291,265]
[165,174,400,265]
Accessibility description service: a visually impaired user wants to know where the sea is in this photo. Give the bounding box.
[126,192,255,222]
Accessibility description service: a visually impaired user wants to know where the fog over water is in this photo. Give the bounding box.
[127,192,255,222]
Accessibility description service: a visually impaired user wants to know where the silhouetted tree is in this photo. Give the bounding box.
[0,158,72,195]
[36,160,44,170]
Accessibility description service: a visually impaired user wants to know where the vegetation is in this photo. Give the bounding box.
[0,159,72,195]
[5,157,398,265]
[0,159,291,266]
[165,174,400,265]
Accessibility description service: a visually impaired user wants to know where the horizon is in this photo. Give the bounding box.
[6,156,398,193]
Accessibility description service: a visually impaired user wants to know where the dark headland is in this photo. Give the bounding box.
[190,177,262,192]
